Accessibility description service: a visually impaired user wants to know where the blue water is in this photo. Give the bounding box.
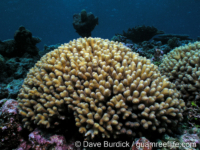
[1,0,200,50]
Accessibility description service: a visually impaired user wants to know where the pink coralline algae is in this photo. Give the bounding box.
[0,99,24,149]
[1,99,18,115]
[0,99,80,150]
[150,49,164,62]
[131,137,152,150]
[182,134,200,144]
[16,128,80,150]
[180,127,200,149]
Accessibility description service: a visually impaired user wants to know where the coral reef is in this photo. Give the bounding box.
[1,57,37,83]
[0,27,41,99]
[111,34,127,43]
[18,37,185,140]
[159,42,200,105]
[73,9,98,37]
[122,42,158,59]
[39,44,61,57]
[122,41,166,66]
[167,37,180,49]
[0,26,41,58]
[122,25,164,43]
[0,99,23,149]
[0,57,39,98]
[0,79,24,99]
[154,34,192,44]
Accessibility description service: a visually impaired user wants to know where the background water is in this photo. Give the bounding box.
[0,0,200,50]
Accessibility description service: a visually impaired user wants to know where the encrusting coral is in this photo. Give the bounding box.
[18,37,185,140]
[159,42,200,106]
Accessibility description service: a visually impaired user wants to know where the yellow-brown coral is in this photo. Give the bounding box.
[18,37,185,140]
[159,42,200,105]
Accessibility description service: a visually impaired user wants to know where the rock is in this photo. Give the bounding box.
[0,55,39,98]
[0,99,24,150]
[180,128,200,149]
[0,99,80,150]
[15,128,80,150]
[0,79,24,99]
[0,26,41,94]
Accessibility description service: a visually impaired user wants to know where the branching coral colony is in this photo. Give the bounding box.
[18,37,185,140]
[159,42,200,106]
